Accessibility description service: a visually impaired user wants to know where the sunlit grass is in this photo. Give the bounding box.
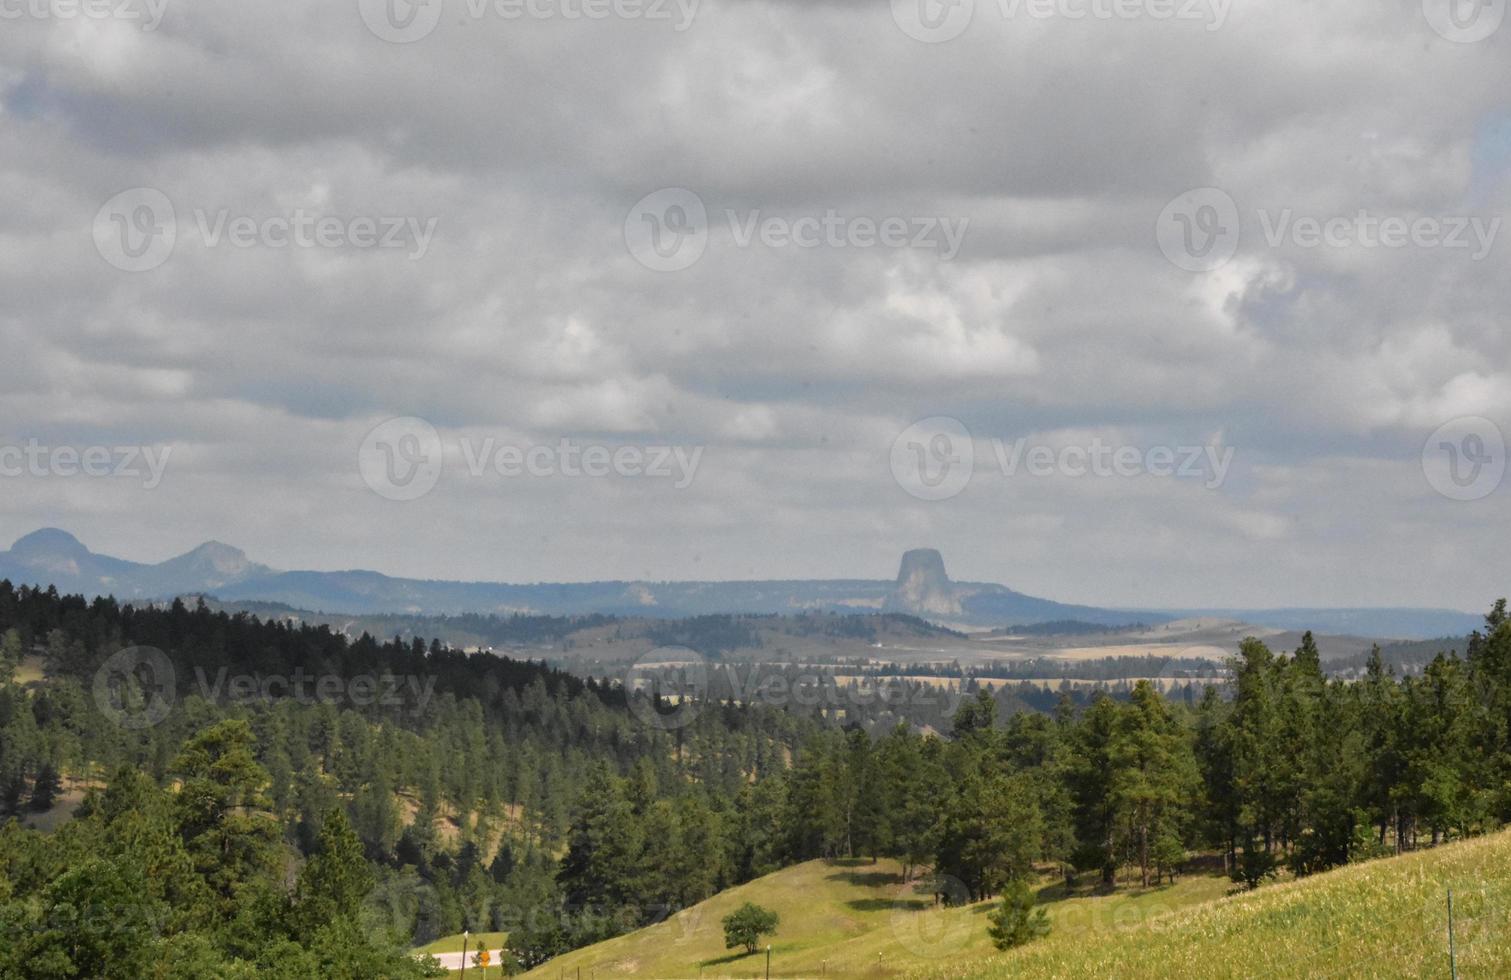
[418,931,509,955]
[907,831,1511,980]
[513,831,1511,979]
[516,858,1230,979]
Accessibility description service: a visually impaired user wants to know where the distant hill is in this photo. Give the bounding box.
[0,528,276,600]
[0,530,1484,637]
[0,533,1147,627]
[1171,606,1486,641]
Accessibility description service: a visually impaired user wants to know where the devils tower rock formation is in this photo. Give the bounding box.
[887,548,962,616]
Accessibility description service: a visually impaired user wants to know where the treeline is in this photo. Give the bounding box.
[3,579,1509,976]
[0,582,815,975]
[193,600,618,652]
[517,602,1511,966]
[743,610,1511,897]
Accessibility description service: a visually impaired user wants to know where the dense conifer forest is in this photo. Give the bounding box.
[2,580,1508,976]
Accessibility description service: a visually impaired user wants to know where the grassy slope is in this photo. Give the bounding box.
[912,830,1511,980]
[519,831,1511,980]
[418,931,508,956]
[518,859,1228,980]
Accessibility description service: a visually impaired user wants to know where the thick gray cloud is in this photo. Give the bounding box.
[0,0,1508,610]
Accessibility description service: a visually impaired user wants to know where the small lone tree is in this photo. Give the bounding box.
[722,902,779,955]
[1150,831,1185,885]
[986,878,1049,950]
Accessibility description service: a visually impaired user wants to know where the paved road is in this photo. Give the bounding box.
[421,947,505,971]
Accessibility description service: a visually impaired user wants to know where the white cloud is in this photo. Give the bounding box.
[0,0,1507,609]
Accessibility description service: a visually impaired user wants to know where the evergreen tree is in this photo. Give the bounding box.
[986,877,1049,949]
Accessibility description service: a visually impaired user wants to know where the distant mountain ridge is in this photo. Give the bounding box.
[0,532,1139,626]
[0,530,1484,638]
[1,528,277,600]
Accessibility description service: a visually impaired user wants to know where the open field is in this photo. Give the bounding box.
[912,831,1511,979]
[1036,642,1233,662]
[576,615,1399,683]
[13,654,45,685]
[517,832,1511,980]
[418,931,508,956]
[517,858,1232,980]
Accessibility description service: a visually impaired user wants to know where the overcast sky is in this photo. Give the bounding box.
[1,0,1508,611]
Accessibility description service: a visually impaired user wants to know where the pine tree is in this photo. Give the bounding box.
[27,760,61,812]
[557,767,644,922]
[986,877,1049,949]
[170,718,281,912]
[1066,693,1120,884]
[294,807,374,937]
[1109,682,1198,887]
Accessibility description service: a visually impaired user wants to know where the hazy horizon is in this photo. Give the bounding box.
[2,1,1508,612]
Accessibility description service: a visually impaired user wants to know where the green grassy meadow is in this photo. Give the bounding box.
[506,831,1511,980]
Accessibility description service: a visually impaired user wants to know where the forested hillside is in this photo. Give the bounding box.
[1,580,1509,976]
